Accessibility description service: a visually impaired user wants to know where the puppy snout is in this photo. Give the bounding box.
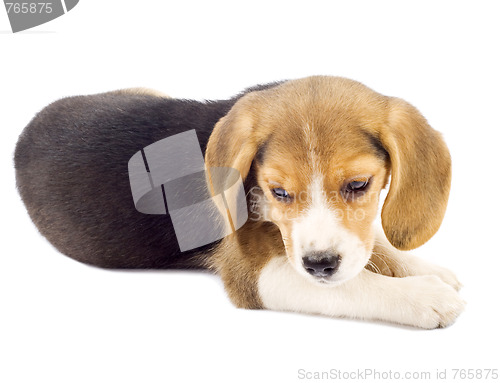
[302,252,340,278]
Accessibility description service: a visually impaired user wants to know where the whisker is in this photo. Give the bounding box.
[366,259,381,274]
[370,251,391,273]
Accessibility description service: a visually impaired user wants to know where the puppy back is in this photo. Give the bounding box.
[14,92,232,268]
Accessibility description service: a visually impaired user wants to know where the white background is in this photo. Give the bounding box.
[1,1,499,382]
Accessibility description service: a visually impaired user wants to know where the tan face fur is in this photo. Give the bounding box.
[254,146,389,284]
[205,76,451,286]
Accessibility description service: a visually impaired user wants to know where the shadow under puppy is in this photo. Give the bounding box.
[15,76,465,329]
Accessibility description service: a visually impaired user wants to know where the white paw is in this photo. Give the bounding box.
[399,275,466,329]
[399,257,463,291]
[426,264,462,291]
[411,261,462,291]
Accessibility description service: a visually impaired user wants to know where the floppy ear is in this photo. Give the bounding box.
[379,98,452,250]
[205,93,270,181]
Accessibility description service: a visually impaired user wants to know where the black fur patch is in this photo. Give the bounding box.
[15,82,284,269]
[362,130,389,162]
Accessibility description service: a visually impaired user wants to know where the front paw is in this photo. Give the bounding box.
[424,264,462,291]
[372,254,464,291]
[398,275,466,329]
[401,260,463,291]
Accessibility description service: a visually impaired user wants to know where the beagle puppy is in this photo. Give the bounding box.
[15,76,465,329]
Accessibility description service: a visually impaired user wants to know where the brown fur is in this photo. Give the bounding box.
[107,88,171,98]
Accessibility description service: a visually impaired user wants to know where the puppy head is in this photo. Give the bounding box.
[205,76,451,285]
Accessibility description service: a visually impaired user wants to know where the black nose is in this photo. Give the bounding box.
[302,252,340,278]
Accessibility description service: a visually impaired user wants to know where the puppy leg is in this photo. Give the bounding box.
[259,257,465,329]
[367,227,462,290]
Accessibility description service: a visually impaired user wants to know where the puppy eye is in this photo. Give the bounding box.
[342,178,371,200]
[347,180,369,191]
[271,187,293,202]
